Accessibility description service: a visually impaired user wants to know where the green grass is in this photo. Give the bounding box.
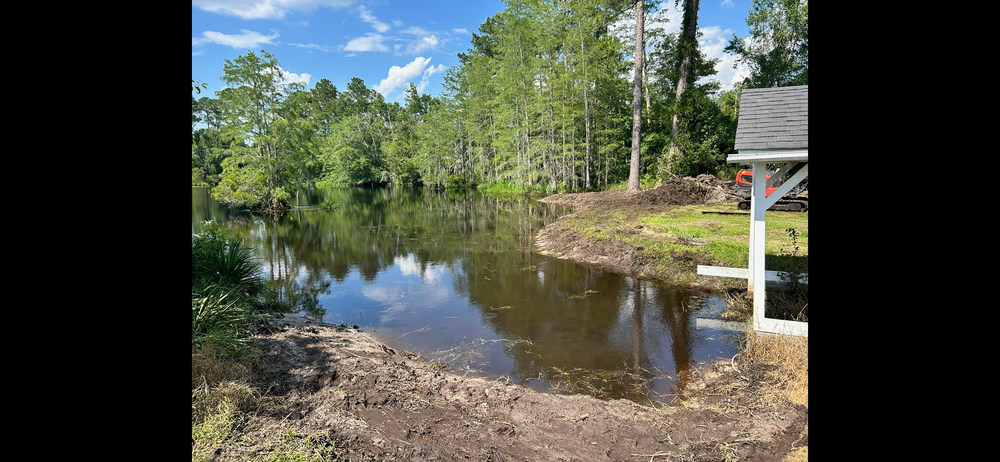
[558,203,808,284]
[602,176,660,192]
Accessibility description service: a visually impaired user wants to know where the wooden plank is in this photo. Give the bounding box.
[757,318,808,337]
[698,265,748,279]
[695,318,748,332]
[697,265,808,284]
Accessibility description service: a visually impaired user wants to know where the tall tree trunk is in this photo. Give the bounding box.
[664,0,700,179]
[627,0,644,192]
[581,29,592,191]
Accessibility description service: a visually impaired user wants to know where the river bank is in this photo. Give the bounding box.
[201,312,806,461]
[193,179,808,461]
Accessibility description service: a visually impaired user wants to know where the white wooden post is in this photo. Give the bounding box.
[750,161,768,331]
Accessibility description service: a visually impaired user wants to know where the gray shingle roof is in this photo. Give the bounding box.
[734,85,808,151]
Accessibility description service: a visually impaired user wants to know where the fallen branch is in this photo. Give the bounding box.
[631,451,675,461]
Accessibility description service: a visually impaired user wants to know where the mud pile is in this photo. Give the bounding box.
[229,315,807,462]
[540,175,740,212]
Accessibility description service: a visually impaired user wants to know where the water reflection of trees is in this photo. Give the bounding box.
[193,186,704,404]
[459,256,702,404]
[200,186,564,319]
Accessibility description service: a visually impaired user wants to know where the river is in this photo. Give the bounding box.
[192,185,742,405]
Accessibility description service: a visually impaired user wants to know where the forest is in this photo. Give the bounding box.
[191,0,808,212]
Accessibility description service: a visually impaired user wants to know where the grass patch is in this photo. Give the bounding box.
[602,176,659,192]
[245,428,343,462]
[556,203,808,285]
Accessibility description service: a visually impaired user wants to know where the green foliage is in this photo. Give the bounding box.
[725,0,808,88]
[193,222,265,295]
[445,174,469,190]
[192,285,260,353]
[192,221,281,352]
[192,2,749,195]
[210,50,309,212]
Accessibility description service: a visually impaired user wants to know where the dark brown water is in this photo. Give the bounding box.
[192,185,742,405]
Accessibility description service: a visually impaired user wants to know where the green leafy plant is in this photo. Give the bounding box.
[192,285,259,351]
[193,221,265,299]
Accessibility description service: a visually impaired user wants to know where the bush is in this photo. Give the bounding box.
[192,221,281,352]
[445,174,469,190]
[192,221,265,299]
[192,285,260,352]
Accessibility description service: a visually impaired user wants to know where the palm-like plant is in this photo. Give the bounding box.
[193,226,265,299]
[192,285,257,351]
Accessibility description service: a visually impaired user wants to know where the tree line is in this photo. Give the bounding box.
[192,0,807,212]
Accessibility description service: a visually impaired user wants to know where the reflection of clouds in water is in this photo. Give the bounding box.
[395,254,443,283]
[361,286,411,324]
[363,255,453,324]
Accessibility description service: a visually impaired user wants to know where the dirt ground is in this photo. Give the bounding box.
[238,314,806,462]
[538,175,742,213]
[226,177,807,461]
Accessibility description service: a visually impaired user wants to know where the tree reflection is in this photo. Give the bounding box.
[192,185,718,403]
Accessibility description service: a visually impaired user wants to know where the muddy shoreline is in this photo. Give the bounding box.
[217,181,807,461]
[240,313,806,461]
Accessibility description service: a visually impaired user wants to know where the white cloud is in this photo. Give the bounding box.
[373,57,433,96]
[697,25,749,91]
[641,2,747,92]
[290,42,335,52]
[451,28,468,34]
[721,0,735,8]
[193,29,279,49]
[416,63,447,94]
[393,19,405,27]
[400,26,431,36]
[358,5,390,32]
[395,27,444,55]
[415,80,430,94]
[192,0,357,20]
[405,35,439,54]
[424,63,446,77]
[343,33,389,52]
[279,67,311,86]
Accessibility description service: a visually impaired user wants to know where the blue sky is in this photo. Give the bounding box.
[192,1,753,103]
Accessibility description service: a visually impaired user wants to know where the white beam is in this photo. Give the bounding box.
[761,163,809,210]
[756,318,808,337]
[696,265,808,284]
[768,161,800,188]
[751,162,768,330]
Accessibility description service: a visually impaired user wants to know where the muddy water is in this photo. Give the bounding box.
[192,186,741,405]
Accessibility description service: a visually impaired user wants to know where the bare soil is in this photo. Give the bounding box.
[238,314,806,461]
[227,177,807,461]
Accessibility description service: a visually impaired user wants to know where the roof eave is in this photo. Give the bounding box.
[726,149,809,164]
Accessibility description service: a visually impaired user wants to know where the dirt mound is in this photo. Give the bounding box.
[632,177,738,207]
[230,315,806,461]
[541,176,740,212]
